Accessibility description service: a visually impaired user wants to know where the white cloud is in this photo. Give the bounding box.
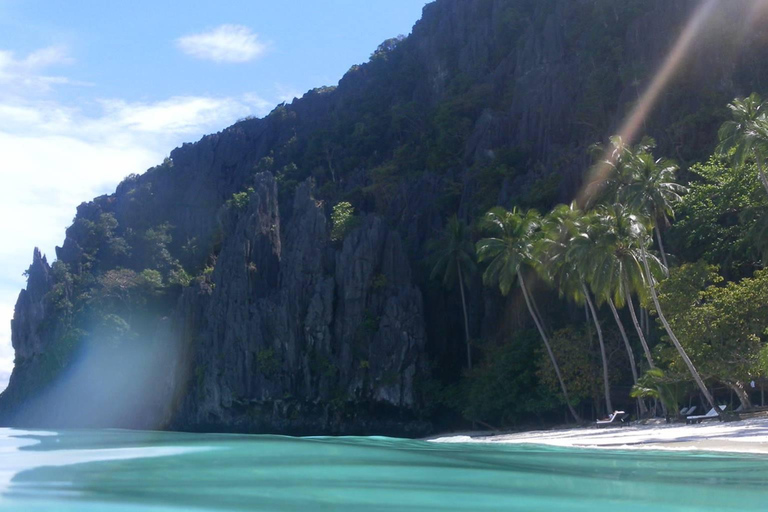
[0,45,280,390]
[0,45,80,94]
[0,302,14,393]
[99,96,255,133]
[176,25,267,63]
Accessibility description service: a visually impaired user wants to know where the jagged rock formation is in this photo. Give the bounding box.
[2,0,767,434]
[1,171,430,435]
[11,249,52,361]
[170,175,427,434]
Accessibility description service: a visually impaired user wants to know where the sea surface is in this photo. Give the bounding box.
[0,428,766,511]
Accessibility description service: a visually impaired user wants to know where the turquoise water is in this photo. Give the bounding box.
[1,429,767,511]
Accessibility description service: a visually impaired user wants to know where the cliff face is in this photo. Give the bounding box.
[170,175,427,434]
[2,0,767,434]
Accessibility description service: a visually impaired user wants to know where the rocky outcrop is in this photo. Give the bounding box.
[0,250,54,420]
[11,249,53,361]
[167,175,428,434]
[1,173,430,435]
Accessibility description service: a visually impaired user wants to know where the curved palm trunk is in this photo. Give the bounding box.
[519,273,582,423]
[456,262,472,370]
[725,381,752,410]
[640,248,718,414]
[582,282,613,414]
[530,287,550,337]
[625,289,655,369]
[655,228,669,275]
[608,298,647,416]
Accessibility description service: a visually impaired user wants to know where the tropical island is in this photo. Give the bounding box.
[1,0,768,446]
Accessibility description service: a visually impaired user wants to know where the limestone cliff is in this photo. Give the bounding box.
[2,0,767,434]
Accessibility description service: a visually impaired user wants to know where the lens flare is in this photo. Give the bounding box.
[579,0,720,204]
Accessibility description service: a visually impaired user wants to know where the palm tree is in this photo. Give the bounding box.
[585,205,662,416]
[637,223,719,414]
[630,368,685,416]
[585,136,654,208]
[538,205,613,414]
[429,215,476,369]
[717,93,768,196]
[476,207,582,422]
[587,204,657,370]
[621,149,686,270]
[596,137,717,414]
[589,137,685,272]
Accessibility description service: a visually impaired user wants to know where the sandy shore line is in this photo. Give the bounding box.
[430,417,768,454]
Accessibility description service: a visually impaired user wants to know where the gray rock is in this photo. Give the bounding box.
[166,176,429,435]
[11,249,53,361]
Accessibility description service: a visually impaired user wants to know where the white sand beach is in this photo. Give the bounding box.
[430,417,768,454]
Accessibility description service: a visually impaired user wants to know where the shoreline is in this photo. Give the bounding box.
[429,417,768,455]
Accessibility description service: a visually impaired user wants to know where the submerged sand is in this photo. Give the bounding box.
[430,417,768,454]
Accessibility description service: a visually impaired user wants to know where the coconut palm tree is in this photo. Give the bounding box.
[717,93,768,196]
[538,205,613,414]
[589,137,684,272]
[429,215,476,369]
[584,205,666,416]
[587,204,657,370]
[636,222,719,413]
[621,149,686,271]
[476,207,582,422]
[595,139,715,414]
[585,136,655,208]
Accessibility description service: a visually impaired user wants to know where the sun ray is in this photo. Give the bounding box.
[578,0,720,205]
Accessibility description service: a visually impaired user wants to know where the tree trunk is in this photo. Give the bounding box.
[642,307,650,337]
[640,248,718,414]
[530,286,550,337]
[456,262,472,370]
[583,282,613,414]
[625,289,655,368]
[608,298,647,415]
[655,228,670,275]
[726,381,752,410]
[519,273,581,423]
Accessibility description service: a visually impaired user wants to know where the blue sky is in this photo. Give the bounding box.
[0,0,428,391]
